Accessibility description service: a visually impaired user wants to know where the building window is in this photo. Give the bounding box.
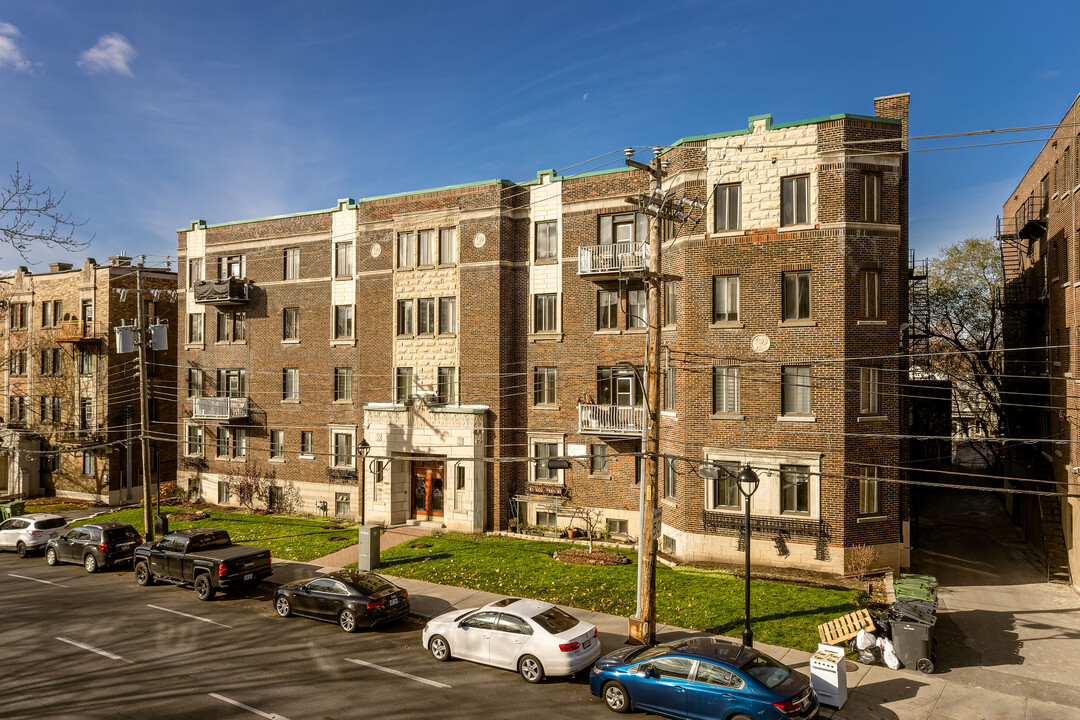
[216,311,228,343]
[397,300,414,335]
[417,229,436,266]
[781,175,809,226]
[860,270,880,320]
[533,293,557,332]
[596,366,643,407]
[282,368,299,401]
[217,427,231,458]
[283,247,300,280]
[663,369,676,412]
[188,313,203,343]
[335,492,350,517]
[234,428,247,458]
[51,396,60,422]
[535,221,557,260]
[397,231,415,268]
[10,350,26,376]
[41,300,51,328]
[9,302,26,329]
[534,366,557,406]
[439,297,457,334]
[300,431,313,456]
[334,367,353,402]
[536,511,557,529]
[781,365,811,416]
[860,367,881,415]
[607,518,628,535]
[394,367,413,403]
[188,258,204,287]
[662,535,676,554]
[188,368,203,397]
[662,459,677,499]
[219,255,245,279]
[712,366,739,414]
[713,276,739,322]
[439,228,456,264]
[860,467,881,515]
[533,442,559,482]
[780,465,810,514]
[283,307,299,340]
[710,462,741,509]
[78,349,92,378]
[39,396,50,423]
[417,298,435,334]
[334,305,353,339]
[437,367,458,404]
[186,424,204,456]
[332,431,354,467]
[79,398,92,430]
[597,290,618,330]
[218,482,230,504]
[590,444,609,475]
[714,183,741,231]
[217,368,246,397]
[270,429,284,459]
[454,464,466,509]
[82,451,95,477]
[627,288,647,329]
[782,271,811,321]
[232,312,246,342]
[334,242,353,277]
[664,281,677,326]
[862,173,881,222]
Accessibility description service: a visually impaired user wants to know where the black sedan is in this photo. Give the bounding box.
[46,521,142,573]
[273,570,410,632]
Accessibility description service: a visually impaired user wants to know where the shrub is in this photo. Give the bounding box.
[845,544,879,582]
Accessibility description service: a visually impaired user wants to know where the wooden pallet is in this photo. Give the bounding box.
[817,609,875,645]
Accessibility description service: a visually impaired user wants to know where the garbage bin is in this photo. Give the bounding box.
[358,524,381,572]
[8,499,25,517]
[888,613,937,673]
[810,643,847,708]
[154,513,169,537]
[0,501,12,521]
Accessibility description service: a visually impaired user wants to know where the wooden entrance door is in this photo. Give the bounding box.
[411,459,444,518]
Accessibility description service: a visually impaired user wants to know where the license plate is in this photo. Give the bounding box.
[243,573,253,581]
[389,597,399,606]
[582,639,592,649]
[119,543,133,551]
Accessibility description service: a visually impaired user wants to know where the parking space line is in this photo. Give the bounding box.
[147,603,233,628]
[55,636,133,663]
[344,658,451,688]
[8,573,67,587]
[208,693,290,720]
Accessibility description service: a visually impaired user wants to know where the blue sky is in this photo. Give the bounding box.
[0,1,1076,269]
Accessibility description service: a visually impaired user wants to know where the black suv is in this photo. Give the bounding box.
[46,521,142,573]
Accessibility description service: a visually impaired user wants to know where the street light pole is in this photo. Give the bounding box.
[357,439,370,525]
[736,465,760,647]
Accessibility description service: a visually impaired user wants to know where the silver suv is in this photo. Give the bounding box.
[0,513,69,557]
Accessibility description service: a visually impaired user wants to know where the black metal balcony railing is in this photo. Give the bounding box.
[55,320,106,343]
[702,510,829,561]
[1014,195,1048,241]
[326,466,357,483]
[192,277,249,305]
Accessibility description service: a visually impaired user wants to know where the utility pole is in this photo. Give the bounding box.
[135,264,154,541]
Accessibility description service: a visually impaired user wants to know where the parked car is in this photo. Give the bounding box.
[133,528,272,600]
[273,570,410,632]
[589,635,819,719]
[46,521,142,573]
[0,513,68,557]
[422,597,602,683]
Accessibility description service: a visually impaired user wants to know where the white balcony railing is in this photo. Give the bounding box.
[192,396,250,421]
[578,241,647,275]
[578,403,646,436]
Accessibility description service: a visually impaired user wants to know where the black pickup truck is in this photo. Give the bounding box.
[133,528,272,600]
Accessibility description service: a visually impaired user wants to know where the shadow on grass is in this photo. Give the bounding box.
[377,553,451,569]
[706,603,861,636]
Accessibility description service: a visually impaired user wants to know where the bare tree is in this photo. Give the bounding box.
[1,164,91,261]
[222,461,276,512]
[562,504,606,552]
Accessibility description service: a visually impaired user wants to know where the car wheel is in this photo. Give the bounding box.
[84,553,99,573]
[518,655,544,684]
[16,542,28,558]
[275,595,292,618]
[429,634,451,661]
[194,573,216,601]
[135,561,153,586]
[339,608,358,633]
[602,681,631,713]
[46,547,58,566]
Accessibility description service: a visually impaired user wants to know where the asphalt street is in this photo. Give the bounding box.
[0,553,616,720]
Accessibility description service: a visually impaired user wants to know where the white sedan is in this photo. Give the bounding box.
[422,598,603,683]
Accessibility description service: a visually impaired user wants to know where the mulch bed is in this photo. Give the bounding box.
[552,548,631,566]
[167,510,210,522]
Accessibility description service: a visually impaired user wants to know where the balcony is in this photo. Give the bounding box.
[1014,195,1047,241]
[55,320,105,343]
[578,404,645,437]
[192,277,249,305]
[192,396,250,421]
[578,241,647,278]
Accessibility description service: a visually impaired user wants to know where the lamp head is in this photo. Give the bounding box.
[357,439,370,457]
[736,466,760,496]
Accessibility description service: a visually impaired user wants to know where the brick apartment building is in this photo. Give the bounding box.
[999,92,1080,585]
[178,92,910,574]
[0,256,177,505]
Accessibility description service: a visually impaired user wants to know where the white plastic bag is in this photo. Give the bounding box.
[881,639,900,670]
[856,629,876,650]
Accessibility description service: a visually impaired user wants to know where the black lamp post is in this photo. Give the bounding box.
[357,439,370,525]
[736,465,760,648]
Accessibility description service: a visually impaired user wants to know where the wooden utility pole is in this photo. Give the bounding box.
[135,264,154,541]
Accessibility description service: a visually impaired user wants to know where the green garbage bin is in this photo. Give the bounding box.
[0,501,12,520]
[8,499,25,517]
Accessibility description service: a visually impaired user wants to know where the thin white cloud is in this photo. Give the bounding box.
[78,33,135,76]
[0,22,32,72]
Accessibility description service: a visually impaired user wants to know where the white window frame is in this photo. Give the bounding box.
[335,242,354,277]
[860,466,881,515]
[528,435,564,484]
[439,227,457,265]
[712,365,740,414]
[535,221,557,260]
[282,368,299,401]
[781,175,810,226]
[533,293,558,333]
[781,365,811,417]
[714,183,741,231]
[712,276,739,322]
[329,426,356,468]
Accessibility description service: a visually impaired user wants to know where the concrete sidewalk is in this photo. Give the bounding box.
[265,529,1080,719]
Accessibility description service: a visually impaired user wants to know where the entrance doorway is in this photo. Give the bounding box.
[411,458,444,519]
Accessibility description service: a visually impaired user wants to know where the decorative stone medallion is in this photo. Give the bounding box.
[751,334,771,354]
[473,233,487,248]
[370,243,382,258]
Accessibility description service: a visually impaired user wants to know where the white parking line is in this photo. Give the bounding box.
[344,658,451,688]
[147,604,233,628]
[208,693,291,720]
[55,636,132,663]
[8,573,67,587]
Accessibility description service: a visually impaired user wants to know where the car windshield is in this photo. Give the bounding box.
[742,652,791,689]
[35,518,67,530]
[531,607,579,634]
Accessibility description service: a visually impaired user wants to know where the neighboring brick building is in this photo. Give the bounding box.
[999,93,1080,585]
[178,93,910,574]
[0,256,177,505]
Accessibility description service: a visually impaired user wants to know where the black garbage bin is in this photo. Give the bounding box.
[154,513,169,537]
[889,613,937,673]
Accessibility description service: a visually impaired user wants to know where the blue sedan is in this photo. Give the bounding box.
[589,635,818,720]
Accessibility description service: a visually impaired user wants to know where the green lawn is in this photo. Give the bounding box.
[378,534,863,653]
[73,507,358,562]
